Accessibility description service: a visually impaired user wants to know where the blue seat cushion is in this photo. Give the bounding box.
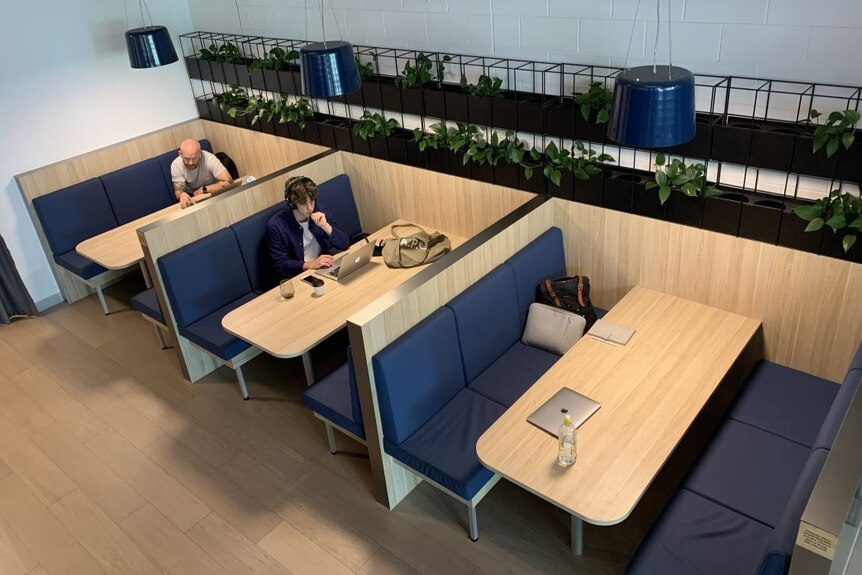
[156,139,212,189]
[813,366,862,450]
[130,287,164,324]
[54,251,108,280]
[625,488,774,575]
[317,174,362,240]
[504,227,567,328]
[728,360,839,447]
[373,307,466,445]
[100,158,173,225]
[684,420,810,527]
[178,292,256,360]
[230,204,283,292]
[468,342,559,408]
[303,359,365,439]
[158,228,253,328]
[32,179,117,256]
[447,265,522,383]
[384,389,504,500]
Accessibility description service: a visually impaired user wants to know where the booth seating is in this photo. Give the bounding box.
[156,173,363,398]
[130,287,169,349]
[32,140,213,314]
[626,344,862,575]
[302,348,366,453]
[372,227,584,540]
[316,174,364,242]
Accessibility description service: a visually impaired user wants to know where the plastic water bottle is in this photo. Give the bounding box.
[558,408,577,467]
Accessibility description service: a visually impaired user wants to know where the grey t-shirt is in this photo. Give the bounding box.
[170,150,227,192]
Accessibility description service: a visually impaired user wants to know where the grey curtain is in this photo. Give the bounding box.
[0,234,37,324]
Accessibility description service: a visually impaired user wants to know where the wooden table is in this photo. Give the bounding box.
[222,220,465,383]
[476,286,761,555]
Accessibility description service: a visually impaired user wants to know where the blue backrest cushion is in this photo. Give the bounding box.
[158,228,252,328]
[505,227,567,329]
[101,158,173,225]
[156,139,213,190]
[372,307,465,444]
[813,366,862,450]
[347,346,362,424]
[230,203,283,292]
[447,265,522,383]
[32,179,118,255]
[316,174,362,240]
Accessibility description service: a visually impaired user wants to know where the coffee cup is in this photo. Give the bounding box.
[313,284,325,297]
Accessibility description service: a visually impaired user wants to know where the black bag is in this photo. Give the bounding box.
[215,151,239,180]
[536,275,598,331]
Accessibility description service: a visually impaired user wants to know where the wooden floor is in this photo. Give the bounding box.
[0,277,686,575]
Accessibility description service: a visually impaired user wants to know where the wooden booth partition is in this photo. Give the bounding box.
[553,199,862,383]
[347,197,556,508]
[138,151,343,383]
[16,118,326,306]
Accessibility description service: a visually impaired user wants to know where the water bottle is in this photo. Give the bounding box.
[558,408,577,467]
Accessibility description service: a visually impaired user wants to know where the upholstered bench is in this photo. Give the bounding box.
[626,345,862,575]
[316,173,364,242]
[302,348,365,452]
[130,287,169,349]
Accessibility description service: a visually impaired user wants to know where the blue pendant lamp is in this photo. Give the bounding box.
[607,0,695,148]
[124,1,178,69]
[300,0,361,98]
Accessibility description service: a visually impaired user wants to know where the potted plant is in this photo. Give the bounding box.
[571,142,615,206]
[643,154,719,224]
[572,82,612,142]
[462,130,511,184]
[792,109,861,181]
[390,52,450,116]
[457,74,504,126]
[351,112,399,158]
[712,116,798,173]
[793,188,862,260]
[249,46,299,93]
[197,42,246,85]
[241,94,280,135]
[413,122,452,173]
[444,122,478,179]
[346,56,383,108]
[277,98,318,143]
[214,85,250,127]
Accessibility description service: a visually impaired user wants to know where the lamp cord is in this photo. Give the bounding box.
[622,0,643,71]
[667,0,673,78]
[652,0,659,73]
[320,0,326,47]
[234,0,244,35]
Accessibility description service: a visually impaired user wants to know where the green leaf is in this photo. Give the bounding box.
[844,234,857,253]
[579,103,590,122]
[655,153,666,167]
[574,168,589,181]
[681,182,697,197]
[704,186,721,197]
[596,109,609,124]
[644,181,658,190]
[524,166,534,180]
[845,109,861,124]
[842,131,855,150]
[804,218,824,232]
[659,186,671,205]
[810,109,822,121]
[826,214,847,232]
[794,204,823,221]
[656,171,668,187]
[826,138,840,158]
[813,132,827,153]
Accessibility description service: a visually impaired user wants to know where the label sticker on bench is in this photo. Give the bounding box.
[796,522,837,560]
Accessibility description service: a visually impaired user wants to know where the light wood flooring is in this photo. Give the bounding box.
[0,277,689,575]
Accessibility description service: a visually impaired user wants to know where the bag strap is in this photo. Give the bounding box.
[390,223,425,239]
[577,276,586,308]
[544,279,563,308]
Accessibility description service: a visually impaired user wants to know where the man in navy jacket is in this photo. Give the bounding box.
[267,176,350,279]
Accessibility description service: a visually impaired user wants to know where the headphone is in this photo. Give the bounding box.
[284,175,313,209]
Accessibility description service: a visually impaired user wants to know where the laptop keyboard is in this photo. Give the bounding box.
[329,265,341,278]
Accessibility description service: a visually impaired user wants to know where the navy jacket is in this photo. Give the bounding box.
[266,202,350,279]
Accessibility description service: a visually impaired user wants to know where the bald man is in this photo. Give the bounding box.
[170,138,232,208]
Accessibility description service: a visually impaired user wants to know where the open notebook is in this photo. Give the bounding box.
[587,319,636,346]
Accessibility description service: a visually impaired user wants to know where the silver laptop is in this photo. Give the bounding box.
[527,387,601,437]
[315,240,375,282]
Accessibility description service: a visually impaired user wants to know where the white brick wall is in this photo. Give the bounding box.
[190,1,862,86]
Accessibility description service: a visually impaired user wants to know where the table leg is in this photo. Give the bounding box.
[571,516,583,556]
[139,261,152,288]
[302,351,315,385]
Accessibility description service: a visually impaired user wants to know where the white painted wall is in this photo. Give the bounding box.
[192,0,862,86]
[1,0,196,309]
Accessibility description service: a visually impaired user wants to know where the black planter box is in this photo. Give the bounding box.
[248,68,266,91]
[492,96,518,131]
[632,184,665,220]
[185,56,203,80]
[208,61,226,85]
[277,68,301,95]
[789,130,837,180]
[383,134,409,165]
[402,138,424,168]
[666,193,703,227]
[573,113,607,144]
[369,136,389,159]
[449,151,471,179]
[396,86,422,116]
[427,148,449,174]
[331,121,353,151]
[232,112,252,130]
[820,230,862,264]
[738,197,786,244]
[518,94,545,134]
[263,69,280,93]
[602,171,641,213]
[465,94,490,126]
[279,121,294,139]
[712,118,796,171]
[471,163,496,185]
[351,133,371,156]
[778,207,822,254]
[380,82,402,113]
[702,192,747,236]
[286,122,320,145]
[195,98,212,120]
[494,163,520,189]
[233,62,252,88]
[423,87,445,119]
[837,141,862,182]
[444,90,469,123]
[572,171,605,207]
[518,163,546,195]
[317,121,336,148]
[544,98,575,140]
[257,117,277,136]
[669,113,719,159]
[548,171,574,201]
[350,81,384,109]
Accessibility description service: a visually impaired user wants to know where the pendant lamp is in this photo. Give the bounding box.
[607,0,695,148]
[124,1,178,69]
[300,1,361,98]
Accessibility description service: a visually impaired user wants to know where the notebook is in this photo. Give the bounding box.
[315,240,375,282]
[527,387,601,437]
[587,319,636,346]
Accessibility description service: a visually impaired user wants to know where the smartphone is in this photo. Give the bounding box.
[301,275,324,288]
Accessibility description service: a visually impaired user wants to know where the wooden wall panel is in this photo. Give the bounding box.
[340,154,534,237]
[555,200,861,382]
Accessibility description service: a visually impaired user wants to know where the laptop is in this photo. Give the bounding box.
[315,240,375,282]
[527,387,601,437]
